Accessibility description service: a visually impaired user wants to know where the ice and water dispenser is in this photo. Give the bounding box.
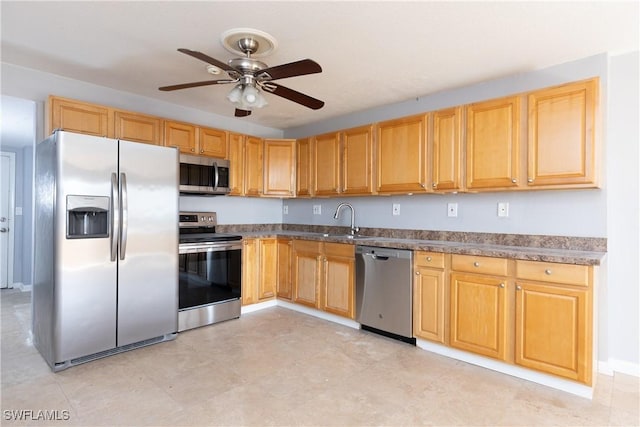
[66,195,109,239]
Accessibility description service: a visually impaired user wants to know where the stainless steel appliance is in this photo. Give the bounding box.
[33,131,179,371]
[355,246,415,344]
[179,153,230,195]
[178,211,242,331]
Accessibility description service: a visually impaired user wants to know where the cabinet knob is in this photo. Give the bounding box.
[473,262,480,267]
[200,149,204,154]
[415,271,420,276]
[544,269,552,275]
[420,183,426,189]
[426,256,432,262]
[190,148,195,152]
[516,285,522,291]
[528,178,534,183]
[432,183,437,188]
[511,178,517,184]
[499,283,505,288]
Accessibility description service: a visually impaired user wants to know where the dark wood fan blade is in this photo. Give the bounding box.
[255,59,322,81]
[235,109,252,117]
[159,80,234,91]
[177,48,235,72]
[263,83,324,110]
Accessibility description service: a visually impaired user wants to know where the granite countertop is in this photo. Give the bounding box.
[227,227,606,266]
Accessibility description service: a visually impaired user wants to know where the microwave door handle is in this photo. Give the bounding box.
[213,162,220,190]
[110,173,119,262]
[119,172,128,260]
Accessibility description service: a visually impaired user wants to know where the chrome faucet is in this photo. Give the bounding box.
[333,202,359,235]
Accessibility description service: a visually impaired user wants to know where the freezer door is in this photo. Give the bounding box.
[117,141,178,346]
[54,132,118,362]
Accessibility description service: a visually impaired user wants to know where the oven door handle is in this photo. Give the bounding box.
[179,243,243,254]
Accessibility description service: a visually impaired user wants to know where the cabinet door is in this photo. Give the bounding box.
[114,111,163,145]
[296,138,313,197]
[450,273,507,360]
[242,239,259,306]
[376,114,428,193]
[244,137,264,196]
[264,139,296,197]
[313,132,341,196]
[276,239,292,300]
[322,244,355,319]
[49,96,111,137]
[527,78,597,187]
[342,125,374,195]
[199,127,228,158]
[414,267,446,343]
[515,281,591,384]
[292,241,321,308]
[258,239,278,300]
[466,96,521,189]
[431,107,462,192]
[164,121,197,154]
[228,133,245,196]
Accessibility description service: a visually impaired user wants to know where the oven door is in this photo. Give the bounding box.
[178,242,242,310]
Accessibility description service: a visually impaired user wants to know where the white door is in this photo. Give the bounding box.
[0,152,16,288]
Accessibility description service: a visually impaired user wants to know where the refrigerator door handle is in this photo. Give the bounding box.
[110,172,119,262]
[119,172,128,260]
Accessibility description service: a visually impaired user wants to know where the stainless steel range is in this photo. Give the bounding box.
[178,212,243,331]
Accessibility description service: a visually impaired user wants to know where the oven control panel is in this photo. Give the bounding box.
[179,211,217,228]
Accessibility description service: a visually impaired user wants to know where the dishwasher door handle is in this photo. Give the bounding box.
[372,255,389,260]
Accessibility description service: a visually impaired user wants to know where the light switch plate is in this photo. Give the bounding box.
[498,202,509,217]
[447,203,458,217]
[313,205,321,215]
[392,204,401,216]
[15,207,23,216]
[283,205,289,215]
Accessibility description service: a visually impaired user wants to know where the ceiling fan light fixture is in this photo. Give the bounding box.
[226,84,243,104]
[241,85,267,108]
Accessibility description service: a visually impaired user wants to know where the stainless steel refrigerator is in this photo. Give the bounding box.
[33,131,179,371]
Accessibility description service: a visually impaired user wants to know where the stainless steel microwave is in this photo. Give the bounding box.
[179,154,231,195]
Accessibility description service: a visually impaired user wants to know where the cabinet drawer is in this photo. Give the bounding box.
[292,239,322,253]
[414,251,445,269]
[325,242,355,258]
[516,260,590,287]
[451,254,508,276]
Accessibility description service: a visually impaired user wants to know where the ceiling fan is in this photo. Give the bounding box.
[159,30,324,118]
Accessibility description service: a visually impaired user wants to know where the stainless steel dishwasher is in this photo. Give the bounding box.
[355,246,415,344]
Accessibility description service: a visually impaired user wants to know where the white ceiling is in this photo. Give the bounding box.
[1,1,638,131]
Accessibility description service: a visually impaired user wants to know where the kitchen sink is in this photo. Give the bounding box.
[322,233,378,240]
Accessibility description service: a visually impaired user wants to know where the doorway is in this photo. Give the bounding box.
[0,151,16,288]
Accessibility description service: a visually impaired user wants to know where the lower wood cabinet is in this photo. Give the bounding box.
[276,239,293,300]
[242,238,278,305]
[413,251,447,344]
[292,240,322,308]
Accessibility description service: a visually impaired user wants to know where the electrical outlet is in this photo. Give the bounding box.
[283,205,289,215]
[392,203,401,216]
[313,205,322,215]
[498,202,509,217]
[447,203,458,217]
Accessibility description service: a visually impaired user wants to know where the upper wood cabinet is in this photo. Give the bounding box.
[527,78,598,188]
[244,136,264,197]
[431,107,463,192]
[466,96,521,190]
[296,138,313,197]
[114,111,163,145]
[313,132,341,196]
[164,121,197,154]
[342,125,374,195]
[376,114,428,194]
[198,127,228,158]
[263,139,296,197]
[228,133,245,196]
[49,96,112,137]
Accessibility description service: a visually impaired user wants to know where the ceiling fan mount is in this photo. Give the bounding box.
[159,28,323,118]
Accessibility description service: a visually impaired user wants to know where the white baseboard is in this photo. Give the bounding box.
[598,361,615,376]
[608,358,640,377]
[240,299,277,314]
[276,300,361,330]
[16,282,32,292]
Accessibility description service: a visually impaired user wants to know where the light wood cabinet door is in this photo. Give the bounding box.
[527,78,598,187]
[244,136,264,196]
[414,266,446,343]
[313,132,341,196]
[242,238,259,306]
[342,125,374,195]
[515,281,592,384]
[431,107,463,192]
[199,127,228,158]
[292,241,322,308]
[258,239,278,300]
[276,239,293,300]
[114,111,163,145]
[228,133,245,196]
[376,114,428,194]
[164,121,197,154]
[49,96,111,137]
[264,139,296,197]
[450,272,508,360]
[466,96,521,190]
[296,138,313,197]
[322,243,355,319]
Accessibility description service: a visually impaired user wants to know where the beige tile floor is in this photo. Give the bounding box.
[1,288,639,427]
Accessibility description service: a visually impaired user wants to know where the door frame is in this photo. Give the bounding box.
[1,151,16,289]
